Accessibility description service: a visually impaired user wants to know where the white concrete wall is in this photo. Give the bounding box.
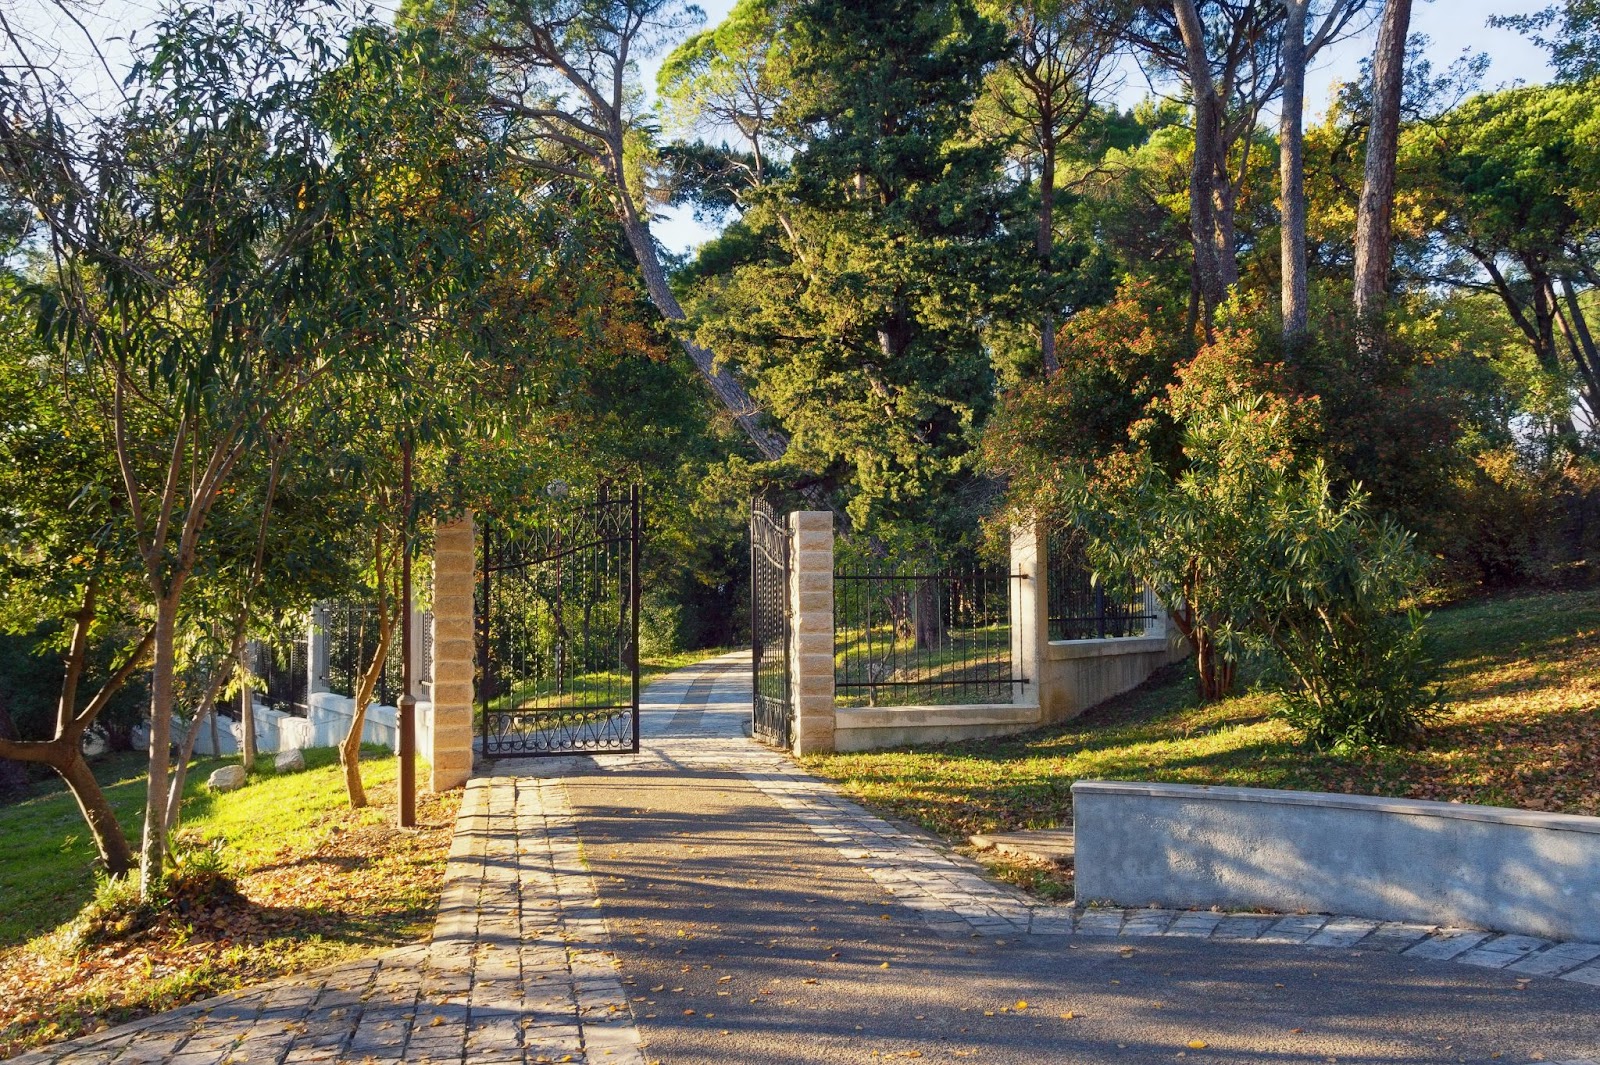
[1073,780,1600,943]
[188,695,432,757]
[1040,635,1187,724]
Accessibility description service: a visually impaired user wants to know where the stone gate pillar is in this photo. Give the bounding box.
[790,511,835,755]
[429,513,476,791]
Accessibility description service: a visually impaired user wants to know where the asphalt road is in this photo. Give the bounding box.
[565,759,1600,1065]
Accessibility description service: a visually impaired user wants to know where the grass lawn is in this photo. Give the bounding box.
[805,586,1600,855]
[0,745,460,1057]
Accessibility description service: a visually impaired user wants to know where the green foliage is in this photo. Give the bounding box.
[1272,609,1440,751]
[1492,1,1600,84]
[997,314,1441,744]
[685,0,1014,541]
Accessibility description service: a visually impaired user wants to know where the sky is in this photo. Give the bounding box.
[9,0,1559,254]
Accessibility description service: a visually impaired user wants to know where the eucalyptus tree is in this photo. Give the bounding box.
[1,1,459,895]
[0,281,148,876]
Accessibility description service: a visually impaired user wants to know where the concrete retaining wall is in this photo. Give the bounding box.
[833,703,1042,751]
[1073,780,1600,942]
[1041,637,1187,724]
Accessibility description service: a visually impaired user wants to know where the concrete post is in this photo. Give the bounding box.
[1009,523,1047,709]
[306,605,329,697]
[1143,583,1168,640]
[789,511,835,755]
[429,514,476,791]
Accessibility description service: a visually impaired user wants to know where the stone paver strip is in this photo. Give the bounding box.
[1510,941,1600,977]
[1457,934,1552,968]
[1305,916,1380,948]
[1404,929,1494,961]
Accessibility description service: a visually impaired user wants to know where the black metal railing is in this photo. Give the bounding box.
[1046,529,1160,641]
[323,601,404,706]
[834,559,1026,708]
[253,636,308,715]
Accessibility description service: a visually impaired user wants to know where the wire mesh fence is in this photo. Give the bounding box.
[834,555,1026,708]
[1046,528,1160,641]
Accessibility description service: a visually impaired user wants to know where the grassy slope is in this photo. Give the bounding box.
[805,587,1600,841]
[0,747,460,1054]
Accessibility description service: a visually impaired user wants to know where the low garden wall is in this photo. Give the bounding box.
[1073,780,1600,943]
[833,703,1043,751]
[1040,636,1187,724]
[189,696,434,760]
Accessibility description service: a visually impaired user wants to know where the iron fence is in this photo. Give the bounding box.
[834,558,1026,708]
[252,636,308,715]
[1046,529,1160,641]
[322,601,404,706]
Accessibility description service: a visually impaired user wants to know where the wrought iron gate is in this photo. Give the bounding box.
[478,486,641,757]
[750,498,793,748]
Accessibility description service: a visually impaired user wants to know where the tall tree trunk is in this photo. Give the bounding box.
[1353,0,1412,323]
[1173,0,1232,322]
[139,592,180,896]
[616,201,789,463]
[239,652,257,773]
[163,651,240,836]
[1039,128,1059,375]
[1279,1,1311,345]
[344,546,396,811]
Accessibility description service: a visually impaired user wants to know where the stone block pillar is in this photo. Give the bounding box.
[1010,523,1047,709]
[789,511,836,755]
[429,514,476,791]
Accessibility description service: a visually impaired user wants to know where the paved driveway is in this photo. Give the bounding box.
[17,653,1599,1065]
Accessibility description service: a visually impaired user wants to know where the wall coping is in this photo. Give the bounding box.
[1071,779,1600,837]
[836,703,1041,729]
[1047,636,1172,661]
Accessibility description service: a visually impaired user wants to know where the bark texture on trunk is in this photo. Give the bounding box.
[240,654,256,773]
[618,207,789,463]
[1279,1,1311,343]
[1173,0,1235,321]
[1353,0,1412,322]
[139,594,180,896]
[62,747,135,875]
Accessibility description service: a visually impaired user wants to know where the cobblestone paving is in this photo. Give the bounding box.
[19,651,1599,1065]
[13,765,644,1064]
